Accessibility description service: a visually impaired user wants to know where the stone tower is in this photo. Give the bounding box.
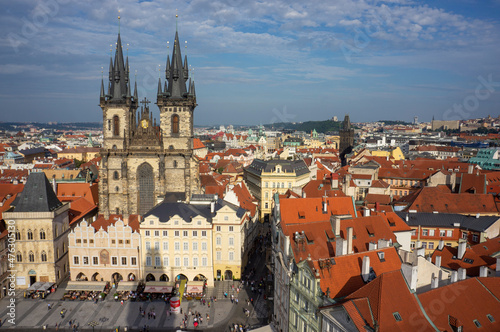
[99,29,200,219]
[339,114,354,166]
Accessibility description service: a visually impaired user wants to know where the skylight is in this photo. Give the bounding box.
[393,312,402,321]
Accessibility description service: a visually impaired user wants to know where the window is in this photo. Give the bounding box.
[216,236,221,245]
[83,256,90,265]
[229,237,234,246]
[111,256,117,265]
[487,314,495,323]
[163,242,169,250]
[155,256,161,266]
[202,242,207,251]
[183,231,188,237]
[202,231,207,237]
[93,257,98,265]
[113,171,119,180]
[146,241,151,250]
[193,257,198,267]
[216,226,221,232]
[172,257,179,266]
[73,256,79,265]
[27,230,33,240]
[15,232,20,240]
[229,226,234,232]
[154,242,160,250]
[163,231,168,236]
[265,202,269,209]
[174,220,179,225]
[216,251,221,260]
[462,232,468,240]
[429,229,435,236]
[183,242,188,251]
[40,230,46,240]
[224,216,229,221]
[146,256,152,266]
[174,231,180,237]
[174,242,180,251]
[265,192,268,199]
[183,257,189,267]
[472,234,479,242]
[422,229,428,236]
[113,115,120,136]
[393,312,402,322]
[120,257,126,265]
[289,182,292,188]
[440,230,445,237]
[145,230,150,236]
[131,257,137,265]
[411,229,416,236]
[447,230,453,237]
[473,320,481,328]
[154,230,159,236]
[428,242,434,250]
[422,242,427,249]
[172,114,179,134]
[229,251,234,261]
[193,242,198,251]
[410,242,415,249]
[193,231,198,237]
[202,257,207,266]
[197,220,202,225]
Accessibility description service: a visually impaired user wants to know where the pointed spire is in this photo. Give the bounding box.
[126,80,131,98]
[164,29,188,99]
[133,79,138,100]
[165,55,171,78]
[157,77,162,96]
[125,56,129,82]
[109,32,128,101]
[191,80,196,98]
[100,78,105,98]
[108,57,113,82]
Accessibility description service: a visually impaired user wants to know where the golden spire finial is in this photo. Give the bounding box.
[176,9,178,31]
[118,10,121,34]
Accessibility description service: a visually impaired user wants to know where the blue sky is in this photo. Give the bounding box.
[1,0,499,126]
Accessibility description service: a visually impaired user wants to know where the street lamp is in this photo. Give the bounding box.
[88,321,98,332]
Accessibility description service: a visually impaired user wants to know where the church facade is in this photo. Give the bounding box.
[99,30,200,218]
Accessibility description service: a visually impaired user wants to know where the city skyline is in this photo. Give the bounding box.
[1,0,500,125]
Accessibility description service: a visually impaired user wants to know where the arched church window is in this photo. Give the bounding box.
[113,115,120,136]
[29,251,34,262]
[27,230,33,240]
[112,145,117,150]
[113,171,119,180]
[40,230,46,240]
[41,251,47,262]
[172,115,179,134]
[16,252,22,262]
[173,160,178,168]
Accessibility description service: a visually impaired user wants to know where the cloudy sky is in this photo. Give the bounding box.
[1,0,499,125]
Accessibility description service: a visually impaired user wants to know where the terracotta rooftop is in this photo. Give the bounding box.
[91,214,140,232]
[279,197,356,224]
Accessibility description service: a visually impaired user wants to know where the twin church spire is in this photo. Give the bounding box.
[100,17,195,104]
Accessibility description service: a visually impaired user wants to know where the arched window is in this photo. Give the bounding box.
[15,231,20,240]
[41,251,47,262]
[27,230,33,240]
[115,186,119,192]
[29,251,34,262]
[16,252,22,262]
[116,208,120,214]
[40,230,46,240]
[113,115,120,136]
[172,115,179,134]
[113,171,119,180]
[173,160,178,168]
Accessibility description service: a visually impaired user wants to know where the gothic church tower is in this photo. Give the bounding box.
[339,114,354,166]
[99,26,200,219]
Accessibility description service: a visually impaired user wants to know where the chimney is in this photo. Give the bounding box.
[438,240,444,250]
[123,215,129,226]
[468,164,474,174]
[375,202,380,212]
[479,266,488,278]
[416,247,425,257]
[401,263,418,291]
[302,191,306,198]
[431,276,439,289]
[368,241,377,251]
[435,256,442,267]
[331,173,339,189]
[322,199,327,214]
[378,239,389,249]
[336,237,347,256]
[457,241,466,260]
[450,271,458,283]
[331,216,341,238]
[52,177,57,194]
[364,207,370,217]
[210,201,215,213]
[361,256,370,282]
[347,227,353,254]
[457,268,466,281]
[427,256,432,262]
[497,258,500,277]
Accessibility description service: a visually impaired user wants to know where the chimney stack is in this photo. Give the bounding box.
[416,247,425,258]
[368,242,377,251]
[457,240,466,260]
[336,237,347,256]
[331,216,341,238]
[435,255,442,267]
[479,266,488,278]
[431,276,439,289]
[450,271,458,283]
[496,258,500,277]
[378,239,389,249]
[375,202,380,212]
[457,268,466,281]
[322,198,327,213]
[364,207,370,217]
[210,201,215,213]
[468,164,474,174]
[361,256,370,282]
[347,227,353,254]
[438,240,444,250]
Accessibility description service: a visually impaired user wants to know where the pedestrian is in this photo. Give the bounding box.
[121,299,124,306]
[55,323,59,331]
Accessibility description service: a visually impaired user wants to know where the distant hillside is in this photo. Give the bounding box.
[264,119,342,134]
[0,122,102,131]
[378,120,412,125]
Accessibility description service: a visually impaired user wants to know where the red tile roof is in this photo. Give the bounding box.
[231,182,258,217]
[57,182,99,206]
[459,173,487,194]
[193,138,206,149]
[364,193,391,205]
[302,179,346,198]
[280,197,356,224]
[431,243,497,276]
[0,183,24,219]
[92,214,140,232]
[67,197,97,225]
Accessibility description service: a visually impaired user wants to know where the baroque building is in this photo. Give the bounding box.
[99,28,200,218]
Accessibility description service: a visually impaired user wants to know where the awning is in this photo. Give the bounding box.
[116,281,139,292]
[38,282,55,292]
[27,282,44,291]
[143,285,173,293]
[66,281,107,292]
[185,281,205,293]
